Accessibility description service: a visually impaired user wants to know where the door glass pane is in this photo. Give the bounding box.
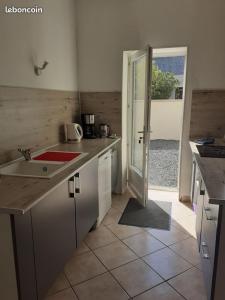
[134,56,146,100]
[131,55,146,173]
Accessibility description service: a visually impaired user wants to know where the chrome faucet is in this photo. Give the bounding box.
[18,148,32,161]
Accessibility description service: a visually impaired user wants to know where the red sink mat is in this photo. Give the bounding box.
[33,151,81,162]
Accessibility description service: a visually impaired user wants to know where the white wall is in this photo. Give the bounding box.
[76,0,225,197]
[76,0,225,91]
[0,0,78,91]
[76,0,141,91]
[150,100,183,140]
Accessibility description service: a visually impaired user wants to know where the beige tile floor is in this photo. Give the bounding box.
[45,190,207,300]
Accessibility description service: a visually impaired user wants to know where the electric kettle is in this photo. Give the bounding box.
[64,123,83,143]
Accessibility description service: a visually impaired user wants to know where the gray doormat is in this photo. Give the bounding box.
[118,198,171,230]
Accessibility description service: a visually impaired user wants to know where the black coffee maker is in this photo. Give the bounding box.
[81,114,97,139]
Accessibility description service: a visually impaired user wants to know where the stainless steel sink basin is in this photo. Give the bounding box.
[0,151,88,179]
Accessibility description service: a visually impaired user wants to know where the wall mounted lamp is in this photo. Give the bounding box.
[34,61,49,76]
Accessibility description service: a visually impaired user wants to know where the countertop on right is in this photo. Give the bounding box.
[190,139,225,205]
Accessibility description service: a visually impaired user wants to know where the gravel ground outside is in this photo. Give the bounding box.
[149,139,179,188]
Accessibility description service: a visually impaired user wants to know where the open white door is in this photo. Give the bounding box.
[128,46,152,207]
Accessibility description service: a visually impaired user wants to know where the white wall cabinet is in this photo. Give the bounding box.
[98,151,112,224]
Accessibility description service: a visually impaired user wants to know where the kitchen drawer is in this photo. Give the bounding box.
[200,232,214,300]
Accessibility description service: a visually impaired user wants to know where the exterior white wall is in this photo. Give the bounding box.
[150,100,183,140]
[0,0,78,91]
[76,0,225,197]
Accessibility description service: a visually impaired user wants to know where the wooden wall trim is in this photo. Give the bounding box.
[80,91,122,136]
[0,86,80,164]
[192,89,225,94]
[190,90,225,139]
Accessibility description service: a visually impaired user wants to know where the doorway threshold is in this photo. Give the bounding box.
[149,184,178,192]
[148,189,179,202]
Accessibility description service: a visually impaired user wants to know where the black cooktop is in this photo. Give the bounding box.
[197,145,225,158]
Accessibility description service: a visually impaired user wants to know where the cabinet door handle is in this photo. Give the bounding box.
[68,177,75,198]
[203,253,210,259]
[204,207,213,221]
[75,173,80,194]
[201,242,210,259]
[200,181,205,195]
[196,179,205,196]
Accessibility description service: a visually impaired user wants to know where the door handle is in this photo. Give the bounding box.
[138,130,153,134]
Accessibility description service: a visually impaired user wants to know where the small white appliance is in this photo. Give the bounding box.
[64,123,83,143]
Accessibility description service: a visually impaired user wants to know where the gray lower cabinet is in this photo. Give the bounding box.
[13,180,76,300]
[31,181,76,299]
[13,211,38,300]
[11,158,99,300]
[197,187,218,299]
[193,157,225,300]
[74,158,99,246]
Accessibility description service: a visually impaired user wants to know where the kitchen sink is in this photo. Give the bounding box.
[0,151,87,179]
[0,161,65,178]
[197,145,225,158]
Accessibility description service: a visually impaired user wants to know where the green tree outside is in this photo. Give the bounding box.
[151,64,179,99]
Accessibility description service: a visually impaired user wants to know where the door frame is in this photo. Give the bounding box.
[122,46,188,201]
